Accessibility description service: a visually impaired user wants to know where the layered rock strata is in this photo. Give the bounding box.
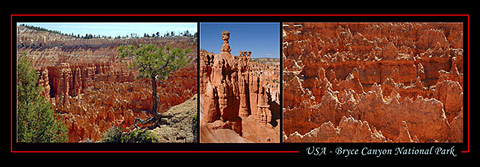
[283,22,464,143]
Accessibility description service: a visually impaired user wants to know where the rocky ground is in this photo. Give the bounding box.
[150,94,197,143]
[283,22,464,143]
[17,26,198,142]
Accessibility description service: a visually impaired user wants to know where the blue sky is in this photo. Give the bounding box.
[18,22,197,37]
[200,22,280,59]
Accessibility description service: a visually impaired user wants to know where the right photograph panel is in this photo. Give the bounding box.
[283,22,464,143]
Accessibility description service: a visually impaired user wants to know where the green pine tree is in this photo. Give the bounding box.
[118,44,191,127]
[17,55,68,143]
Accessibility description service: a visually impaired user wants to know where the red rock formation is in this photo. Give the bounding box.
[46,62,135,98]
[36,67,51,99]
[283,22,464,143]
[200,31,280,143]
[395,121,415,143]
[47,61,197,142]
[285,116,386,143]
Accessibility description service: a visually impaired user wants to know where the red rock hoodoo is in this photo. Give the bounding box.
[283,22,464,143]
[200,31,280,143]
[18,26,197,142]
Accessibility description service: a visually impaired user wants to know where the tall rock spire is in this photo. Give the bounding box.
[221,30,231,53]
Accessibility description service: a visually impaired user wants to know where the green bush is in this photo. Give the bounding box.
[100,126,123,143]
[193,113,198,121]
[100,127,158,143]
[192,113,198,143]
[121,129,158,143]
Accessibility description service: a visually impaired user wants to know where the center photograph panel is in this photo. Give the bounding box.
[199,22,281,143]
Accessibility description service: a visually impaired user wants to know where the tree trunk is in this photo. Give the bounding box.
[151,76,158,115]
[130,75,161,130]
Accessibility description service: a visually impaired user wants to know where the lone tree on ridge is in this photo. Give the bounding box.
[118,44,191,129]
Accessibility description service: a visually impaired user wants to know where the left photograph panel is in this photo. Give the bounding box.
[16,23,198,143]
